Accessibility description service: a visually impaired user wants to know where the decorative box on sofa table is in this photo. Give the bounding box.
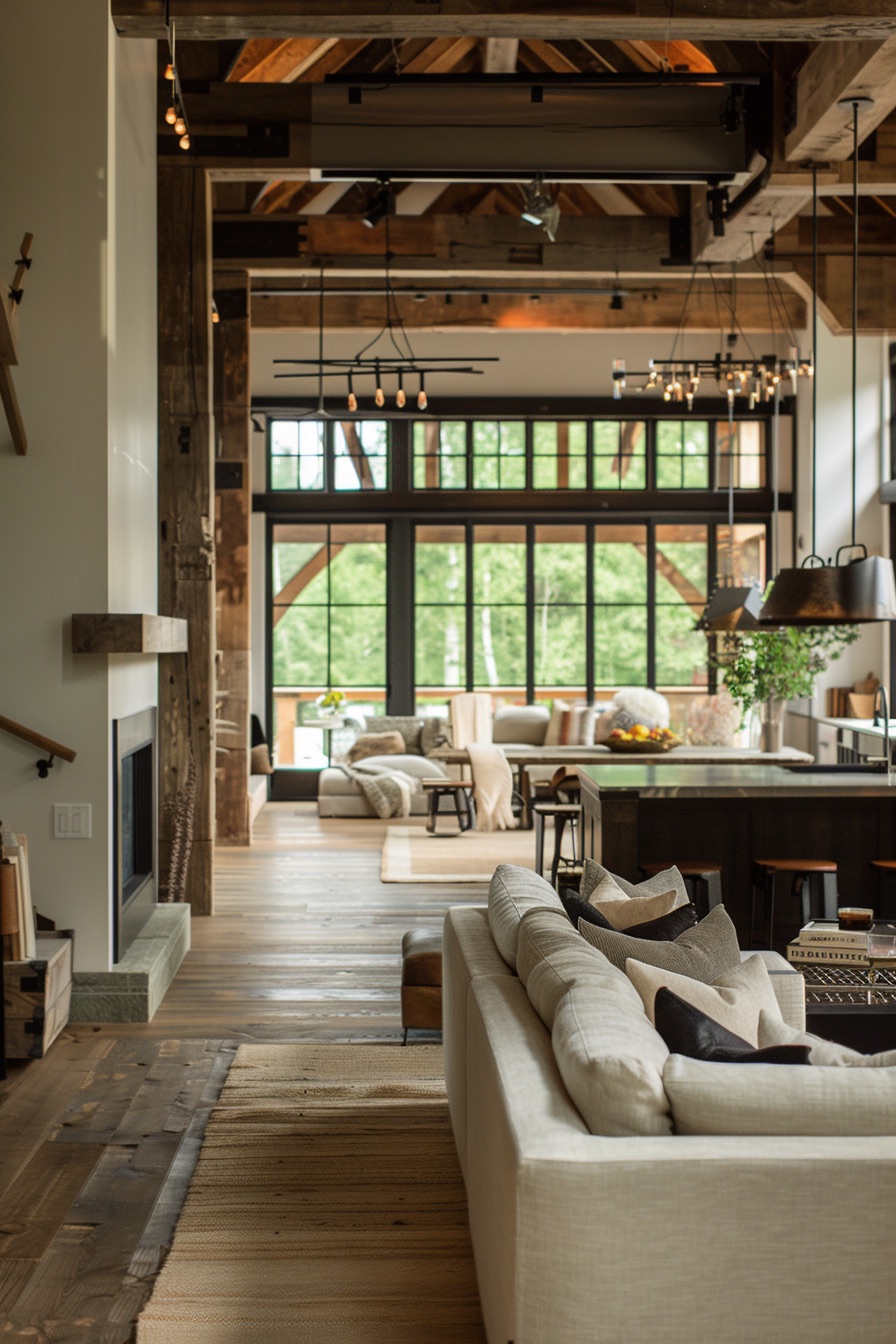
[4,933,73,1059]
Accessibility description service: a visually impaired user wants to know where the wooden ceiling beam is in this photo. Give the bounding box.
[112,3,896,43]
[483,38,519,73]
[226,37,336,82]
[785,37,896,161]
[251,284,806,333]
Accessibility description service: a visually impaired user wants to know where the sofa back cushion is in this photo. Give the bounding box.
[579,902,741,981]
[492,705,550,746]
[515,906,672,1136]
[347,731,407,764]
[664,1055,896,1135]
[487,863,564,970]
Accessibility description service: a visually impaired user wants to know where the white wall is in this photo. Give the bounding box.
[0,3,157,969]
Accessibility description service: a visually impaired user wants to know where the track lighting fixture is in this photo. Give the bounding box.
[363,180,395,230]
[520,177,561,242]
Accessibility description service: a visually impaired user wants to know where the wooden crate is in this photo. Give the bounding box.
[4,935,73,1059]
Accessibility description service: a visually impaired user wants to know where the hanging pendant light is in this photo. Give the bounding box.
[697,395,764,632]
[761,98,896,625]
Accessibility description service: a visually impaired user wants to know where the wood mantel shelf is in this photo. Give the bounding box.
[72,614,188,654]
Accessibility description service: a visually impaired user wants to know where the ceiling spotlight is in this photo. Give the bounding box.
[520,176,561,242]
[363,181,395,229]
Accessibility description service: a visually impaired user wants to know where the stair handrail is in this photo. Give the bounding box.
[0,714,77,777]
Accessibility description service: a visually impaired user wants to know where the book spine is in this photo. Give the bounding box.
[797,933,868,949]
[787,945,869,965]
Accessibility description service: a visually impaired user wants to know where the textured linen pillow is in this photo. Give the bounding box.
[487,863,565,971]
[363,715,424,754]
[586,872,684,928]
[664,1054,896,1135]
[654,988,811,1065]
[347,730,407,764]
[419,716,450,755]
[579,903,741,982]
[757,1010,896,1067]
[559,888,698,941]
[543,700,571,746]
[625,952,784,1045]
[250,742,274,775]
[580,859,688,907]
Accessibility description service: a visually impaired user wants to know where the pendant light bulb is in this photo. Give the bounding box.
[396,371,406,408]
[164,61,175,81]
[165,105,177,125]
[347,374,357,412]
[174,115,186,136]
[417,373,427,411]
[178,133,191,151]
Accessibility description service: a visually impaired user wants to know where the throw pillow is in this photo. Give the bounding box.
[419,716,450,755]
[578,903,741,982]
[363,715,423,754]
[625,953,784,1046]
[586,872,684,928]
[249,742,274,775]
[613,687,671,728]
[544,700,571,746]
[347,730,407,764]
[654,988,811,1065]
[580,859,689,907]
[560,888,698,941]
[757,1010,896,1067]
[663,1054,896,1135]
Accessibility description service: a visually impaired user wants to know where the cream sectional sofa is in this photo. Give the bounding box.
[443,864,896,1344]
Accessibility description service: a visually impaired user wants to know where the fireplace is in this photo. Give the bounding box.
[113,707,158,962]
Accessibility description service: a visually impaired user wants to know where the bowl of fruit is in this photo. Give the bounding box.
[605,724,681,753]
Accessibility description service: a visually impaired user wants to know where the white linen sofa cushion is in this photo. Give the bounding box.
[515,905,672,1136]
[626,954,783,1046]
[487,863,564,971]
[664,1055,896,1135]
[351,754,447,779]
[587,872,685,927]
[579,903,741,981]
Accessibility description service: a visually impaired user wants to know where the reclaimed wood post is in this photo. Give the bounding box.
[157,164,215,914]
[213,271,252,844]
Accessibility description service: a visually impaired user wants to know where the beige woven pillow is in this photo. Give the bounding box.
[758,1010,896,1067]
[626,954,783,1047]
[580,859,688,907]
[587,872,683,929]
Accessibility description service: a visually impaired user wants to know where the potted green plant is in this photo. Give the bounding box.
[718,625,859,751]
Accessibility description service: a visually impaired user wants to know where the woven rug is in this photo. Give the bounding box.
[137,1043,485,1343]
[381,822,535,883]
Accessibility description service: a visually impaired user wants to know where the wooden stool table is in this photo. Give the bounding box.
[422,779,476,835]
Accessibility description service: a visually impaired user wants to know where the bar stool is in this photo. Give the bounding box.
[638,861,723,919]
[422,779,476,835]
[750,858,838,951]
[533,801,582,885]
[869,860,896,919]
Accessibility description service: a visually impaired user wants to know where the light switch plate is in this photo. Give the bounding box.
[54,804,92,838]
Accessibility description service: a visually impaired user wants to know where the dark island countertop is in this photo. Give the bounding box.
[577,762,896,799]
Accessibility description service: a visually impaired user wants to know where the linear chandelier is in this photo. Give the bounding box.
[611,264,813,409]
[274,215,498,412]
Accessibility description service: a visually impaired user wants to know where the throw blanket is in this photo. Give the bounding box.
[337,762,414,819]
[449,692,493,748]
[468,743,518,832]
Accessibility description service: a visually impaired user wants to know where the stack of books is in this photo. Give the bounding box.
[786,920,869,968]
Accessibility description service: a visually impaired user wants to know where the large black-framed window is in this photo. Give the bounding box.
[259,398,787,767]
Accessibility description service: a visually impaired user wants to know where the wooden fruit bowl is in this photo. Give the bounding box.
[605,736,680,754]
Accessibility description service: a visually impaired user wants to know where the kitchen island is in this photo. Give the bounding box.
[577,762,896,947]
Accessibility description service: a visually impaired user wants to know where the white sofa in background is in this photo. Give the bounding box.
[443,864,896,1344]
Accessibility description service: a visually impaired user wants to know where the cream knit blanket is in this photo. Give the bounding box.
[467,743,518,832]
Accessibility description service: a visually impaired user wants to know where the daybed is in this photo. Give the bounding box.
[443,863,896,1344]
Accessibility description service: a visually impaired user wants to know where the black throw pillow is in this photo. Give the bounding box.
[559,888,698,942]
[653,987,812,1065]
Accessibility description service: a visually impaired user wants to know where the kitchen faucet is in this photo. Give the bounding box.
[873,682,891,773]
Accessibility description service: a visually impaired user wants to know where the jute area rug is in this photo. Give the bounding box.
[381,822,536,882]
[137,1043,485,1343]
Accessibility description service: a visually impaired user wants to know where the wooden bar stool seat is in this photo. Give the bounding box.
[750,858,838,951]
[422,779,475,835]
[869,860,896,919]
[639,861,723,919]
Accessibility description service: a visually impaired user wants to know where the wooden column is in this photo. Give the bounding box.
[213,271,252,845]
[158,164,216,915]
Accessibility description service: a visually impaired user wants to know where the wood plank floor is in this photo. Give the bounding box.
[0,805,501,1341]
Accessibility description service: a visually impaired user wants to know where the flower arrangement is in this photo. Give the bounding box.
[315,689,345,714]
